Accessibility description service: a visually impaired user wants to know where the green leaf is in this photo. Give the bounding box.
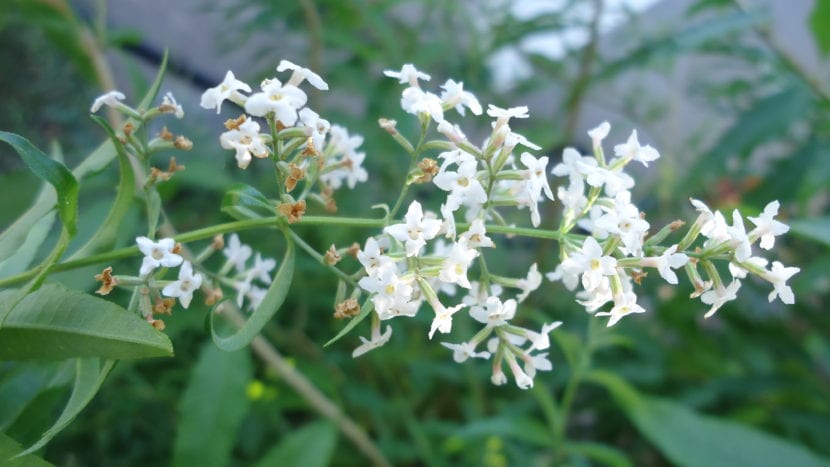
[788,217,830,247]
[0,211,55,277]
[17,358,114,458]
[137,49,168,112]
[0,362,72,431]
[172,342,252,467]
[684,86,813,191]
[68,116,136,259]
[0,132,79,236]
[0,284,173,360]
[810,0,830,56]
[324,299,373,347]
[211,227,294,351]
[0,433,53,466]
[565,441,633,467]
[588,370,830,467]
[252,421,337,467]
[221,183,276,221]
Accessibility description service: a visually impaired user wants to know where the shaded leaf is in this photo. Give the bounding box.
[172,342,252,467]
[211,228,294,351]
[221,183,275,221]
[0,362,72,431]
[17,358,114,458]
[0,211,55,277]
[789,217,830,248]
[0,132,78,236]
[0,285,173,360]
[589,370,830,467]
[252,421,337,467]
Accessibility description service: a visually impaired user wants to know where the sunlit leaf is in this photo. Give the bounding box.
[0,285,173,360]
[0,432,53,466]
[172,342,251,467]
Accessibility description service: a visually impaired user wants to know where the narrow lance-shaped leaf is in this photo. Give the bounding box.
[0,285,173,360]
[172,343,252,467]
[0,132,78,236]
[210,227,295,351]
[16,358,115,458]
[0,432,53,467]
[588,370,830,467]
[69,116,136,259]
[324,299,373,347]
[221,183,276,221]
[252,421,338,467]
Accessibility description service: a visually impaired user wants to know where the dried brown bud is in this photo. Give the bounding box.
[174,135,193,151]
[150,319,166,331]
[123,122,136,138]
[333,298,360,319]
[302,137,318,157]
[204,287,224,306]
[415,157,439,183]
[94,266,118,295]
[172,242,183,255]
[346,242,361,258]
[211,234,225,251]
[378,118,398,135]
[224,114,247,130]
[277,200,306,224]
[670,220,686,231]
[285,163,306,192]
[324,245,342,266]
[630,269,648,286]
[168,157,185,173]
[159,126,174,141]
[153,297,176,315]
[149,167,169,183]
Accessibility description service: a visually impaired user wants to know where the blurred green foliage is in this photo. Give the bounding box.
[1,0,828,466]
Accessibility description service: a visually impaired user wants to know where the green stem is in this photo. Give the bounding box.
[553,316,600,461]
[287,229,357,286]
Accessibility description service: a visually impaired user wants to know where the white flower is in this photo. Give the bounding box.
[506,355,534,389]
[516,263,542,302]
[613,130,660,167]
[244,78,307,124]
[298,108,330,154]
[470,296,517,327]
[223,234,252,273]
[220,118,269,169]
[441,341,491,363]
[440,79,482,116]
[162,261,203,308]
[525,321,563,351]
[90,90,125,113]
[551,147,597,189]
[727,210,752,262]
[436,120,468,143]
[546,263,579,291]
[357,237,395,277]
[700,279,741,318]
[523,352,553,378]
[384,201,443,257]
[440,203,457,239]
[400,87,444,121]
[276,59,329,90]
[748,201,789,250]
[463,282,503,307]
[594,191,649,255]
[352,324,393,358]
[729,256,768,279]
[322,150,368,190]
[460,219,494,248]
[429,303,465,339]
[562,237,617,292]
[596,291,646,326]
[486,104,529,128]
[359,270,418,320]
[433,156,487,211]
[520,153,554,202]
[136,237,183,277]
[584,166,635,197]
[160,92,184,118]
[384,64,431,86]
[762,261,799,304]
[642,245,688,284]
[200,71,251,113]
[439,240,478,289]
[588,121,610,149]
[247,253,276,284]
[246,285,267,311]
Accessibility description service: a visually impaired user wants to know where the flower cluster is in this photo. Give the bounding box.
[220,234,277,311]
[346,64,799,390]
[135,236,202,329]
[200,61,367,213]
